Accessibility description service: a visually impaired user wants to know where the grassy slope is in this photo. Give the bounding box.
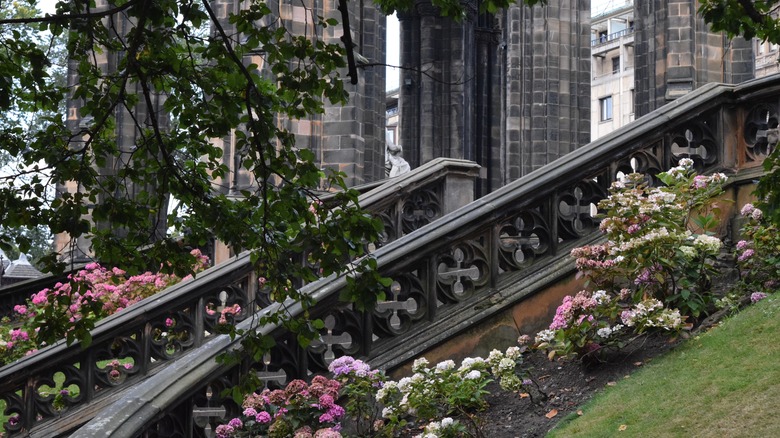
[548,294,780,438]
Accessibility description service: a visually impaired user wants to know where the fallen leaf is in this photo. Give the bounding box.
[619,424,628,431]
[577,410,584,416]
[519,393,530,398]
[607,381,617,386]
[545,409,558,419]
[633,361,643,366]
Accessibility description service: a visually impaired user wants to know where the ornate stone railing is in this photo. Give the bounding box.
[0,158,479,437]
[70,73,780,437]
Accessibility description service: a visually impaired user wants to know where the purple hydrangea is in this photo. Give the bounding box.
[255,411,272,424]
[750,292,768,303]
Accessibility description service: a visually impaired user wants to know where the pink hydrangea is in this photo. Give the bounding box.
[691,175,708,189]
[255,411,272,424]
[750,292,768,303]
[738,249,755,262]
[549,296,573,330]
[314,428,342,438]
[214,424,235,438]
[10,329,29,342]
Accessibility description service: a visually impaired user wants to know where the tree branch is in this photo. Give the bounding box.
[737,0,770,25]
[0,0,141,25]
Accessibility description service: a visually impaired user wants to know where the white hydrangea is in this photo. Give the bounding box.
[592,290,610,305]
[398,376,413,392]
[678,158,694,168]
[535,329,556,343]
[435,360,455,373]
[505,346,521,360]
[487,349,503,364]
[596,327,612,338]
[464,370,482,380]
[597,324,624,339]
[459,356,484,371]
[648,188,676,204]
[412,357,429,372]
[679,245,697,259]
[693,234,722,254]
[647,308,683,330]
[497,358,516,373]
[710,172,727,183]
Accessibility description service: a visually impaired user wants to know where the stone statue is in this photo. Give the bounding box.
[385,132,411,178]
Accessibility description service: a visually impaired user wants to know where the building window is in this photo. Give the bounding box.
[386,128,397,144]
[612,56,620,74]
[600,96,613,121]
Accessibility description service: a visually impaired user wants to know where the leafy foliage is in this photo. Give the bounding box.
[734,203,780,295]
[0,0,548,401]
[536,161,729,359]
[0,250,209,365]
[211,350,535,437]
[698,0,780,225]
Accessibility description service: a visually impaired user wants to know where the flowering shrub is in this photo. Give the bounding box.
[377,347,529,436]
[328,356,385,436]
[0,249,209,366]
[215,347,534,437]
[534,290,683,358]
[215,377,345,438]
[538,160,727,359]
[0,321,37,365]
[413,417,467,438]
[735,203,780,298]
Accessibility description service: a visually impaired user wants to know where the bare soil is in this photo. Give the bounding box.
[478,334,679,438]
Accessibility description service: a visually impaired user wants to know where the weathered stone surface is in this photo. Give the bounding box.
[399,1,592,196]
[634,0,754,118]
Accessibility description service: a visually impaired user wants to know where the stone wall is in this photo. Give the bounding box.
[399,0,592,195]
[634,0,754,117]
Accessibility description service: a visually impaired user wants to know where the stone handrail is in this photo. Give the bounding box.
[73,73,780,437]
[0,158,479,437]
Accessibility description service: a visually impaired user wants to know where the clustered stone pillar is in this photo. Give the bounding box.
[634,0,754,117]
[399,0,591,195]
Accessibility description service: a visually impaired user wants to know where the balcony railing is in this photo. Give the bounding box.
[592,27,635,46]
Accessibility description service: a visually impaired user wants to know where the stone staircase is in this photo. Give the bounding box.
[4,73,780,436]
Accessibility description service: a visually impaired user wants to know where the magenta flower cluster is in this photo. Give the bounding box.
[328,355,379,381]
[750,292,768,303]
[549,292,597,330]
[215,375,345,438]
[0,249,209,366]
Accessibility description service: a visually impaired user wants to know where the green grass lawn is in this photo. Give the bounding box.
[548,294,780,438]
